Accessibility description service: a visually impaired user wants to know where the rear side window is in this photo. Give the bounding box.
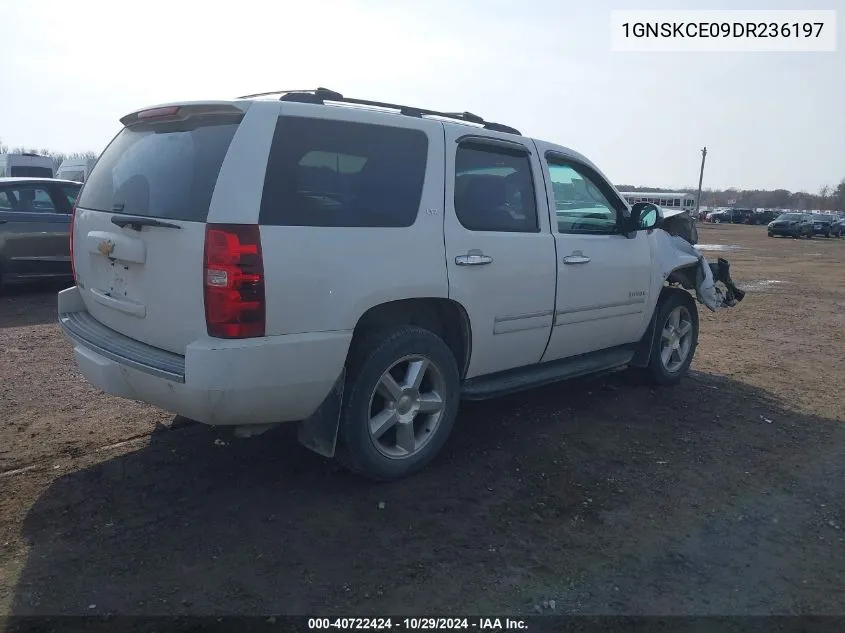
[77,117,242,222]
[259,116,428,227]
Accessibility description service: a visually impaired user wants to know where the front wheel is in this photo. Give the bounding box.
[645,291,699,386]
[336,325,461,481]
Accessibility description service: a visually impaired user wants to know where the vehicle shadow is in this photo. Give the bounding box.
[0,281,68,329]
[7,370,845,617]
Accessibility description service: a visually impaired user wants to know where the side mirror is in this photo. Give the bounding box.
[629,202,662,231]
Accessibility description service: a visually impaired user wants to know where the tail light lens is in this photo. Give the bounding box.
[69,205,77,283]
[203,224,265,338]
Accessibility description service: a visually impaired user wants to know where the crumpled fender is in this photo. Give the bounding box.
[650,230,723,312]
[644,205,742,312]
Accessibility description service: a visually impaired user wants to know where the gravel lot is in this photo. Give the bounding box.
[1,223,843,617]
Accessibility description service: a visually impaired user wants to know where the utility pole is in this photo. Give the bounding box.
[695,146,707,215]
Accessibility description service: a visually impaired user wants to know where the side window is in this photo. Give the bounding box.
[7,186,58,213]
[453,143,538,233]
[545,160,619,235]
[0,190,13,211]
[259,116,429,227]
[61,185,81,207]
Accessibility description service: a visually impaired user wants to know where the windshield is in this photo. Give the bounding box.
[57,170,85,182]
[776,213,802,221]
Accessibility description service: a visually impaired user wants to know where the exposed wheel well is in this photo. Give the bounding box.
[351,298,472,378]
[665,264,698,290]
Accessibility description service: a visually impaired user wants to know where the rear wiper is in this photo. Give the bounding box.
[111,215,182,230]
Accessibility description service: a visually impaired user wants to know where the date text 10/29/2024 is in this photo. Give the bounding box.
[308,618,528,631]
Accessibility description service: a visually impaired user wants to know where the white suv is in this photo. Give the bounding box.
[59,88,732,481]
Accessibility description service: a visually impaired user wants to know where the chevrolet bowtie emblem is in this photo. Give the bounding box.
[98,240,115,257]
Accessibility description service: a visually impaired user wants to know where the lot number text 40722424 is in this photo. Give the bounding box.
[307,617,528,630]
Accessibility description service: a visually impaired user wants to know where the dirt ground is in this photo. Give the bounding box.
[1,223,843,617]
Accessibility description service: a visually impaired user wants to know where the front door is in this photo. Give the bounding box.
[536,150,653,362]
[443,130,557,378]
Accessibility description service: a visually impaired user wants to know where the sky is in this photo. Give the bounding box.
[1,0,843,192]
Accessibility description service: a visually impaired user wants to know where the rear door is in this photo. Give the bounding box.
[0,182,73,278]
[443,130,557,378]
[71,101,276,354]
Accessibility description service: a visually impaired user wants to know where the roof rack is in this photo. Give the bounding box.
[236,87,521,136]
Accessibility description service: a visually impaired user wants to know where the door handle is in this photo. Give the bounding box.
[563,252,591,264]
[455,250,493,266]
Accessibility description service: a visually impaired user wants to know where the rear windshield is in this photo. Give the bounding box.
[77,116,241,222]
[10,166,53,178]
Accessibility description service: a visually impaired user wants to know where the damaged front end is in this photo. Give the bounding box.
[654,209,744,312]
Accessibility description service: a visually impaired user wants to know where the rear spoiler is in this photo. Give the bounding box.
[119,102,246,127]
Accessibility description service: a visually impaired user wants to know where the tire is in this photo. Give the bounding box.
[644,290,699,386]
[336,325,461,482]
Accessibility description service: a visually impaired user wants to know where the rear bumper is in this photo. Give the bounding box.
[58,286,352,426]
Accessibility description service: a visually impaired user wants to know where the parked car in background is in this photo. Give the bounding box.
[707,210,731,223]
[56,157,97,183]
[0,153,56,178]
[830,215,844,237]
[753,210,778,224]
[0,177,81,287]
[731,208,755,224]
[811,214,835,237]
[707,208,757,224]
[57,88,740,481]
[768,212,814,238]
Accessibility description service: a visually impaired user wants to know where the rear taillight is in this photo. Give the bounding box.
[70,206,77,283]
[203,224,265,339]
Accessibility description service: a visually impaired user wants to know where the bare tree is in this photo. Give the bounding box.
[819,185,831,211]
[835,179,845,211]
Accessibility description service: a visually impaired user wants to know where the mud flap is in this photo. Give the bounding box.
[296,368,346,458]
[629,305,659,368]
